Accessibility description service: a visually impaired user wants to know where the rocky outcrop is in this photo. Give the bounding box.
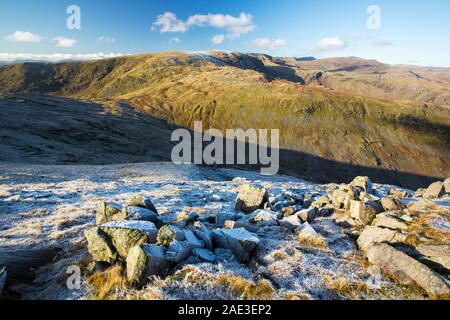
[212,228,260,263]
[366,243,450,299]
[235,185,269,213]
[357,226,408,252]
[424,182,446,199]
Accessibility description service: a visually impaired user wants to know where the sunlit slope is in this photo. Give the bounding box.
[0,52,449,186]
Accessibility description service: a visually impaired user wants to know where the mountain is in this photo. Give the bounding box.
[0,51,449,188]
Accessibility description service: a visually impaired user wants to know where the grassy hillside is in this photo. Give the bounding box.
[0,52,449,187]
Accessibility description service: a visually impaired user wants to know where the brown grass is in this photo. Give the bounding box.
[323,276,369,300]
[298,235,329,250]
[86,265,126,300]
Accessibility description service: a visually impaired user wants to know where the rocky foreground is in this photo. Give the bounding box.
[0,162,449,300]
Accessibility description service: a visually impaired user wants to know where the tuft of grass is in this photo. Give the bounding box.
[298,235,329,250]
[86,265,126,300]
[285,293,311,300]
[217,275,274,300]
[323,276,369,300]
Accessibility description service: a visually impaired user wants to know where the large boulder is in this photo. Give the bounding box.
[357,226,408,253]
[166,240,192,263]
[192,248,217,263]
[372,212,411,231]
[366,243,450,299]
[297,208,316,223]
[100,221,158,258]
[84,227,117,263]
[296,222,321,240]
[96,202,126,225]
[380,196,405,212]
[156,225,185,247]
[349,200,378,226]
[280,214,302,232]
[351,176,373,194]
[415,244,450,272]
[128,194,158,214]
[235,185,269,213]
[213,228,260,263]
[184,230,204,249]
[424,182,445,199]
[126,244,169,284]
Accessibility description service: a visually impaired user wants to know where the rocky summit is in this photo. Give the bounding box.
[1,163,448,300]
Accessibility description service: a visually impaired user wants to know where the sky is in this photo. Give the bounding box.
[0,0,449,67]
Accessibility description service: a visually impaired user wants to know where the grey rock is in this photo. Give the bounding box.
[297,208,316,223]
[332,185,360,210]
[100,220,158,258]
[351,176,373,194]
[367,243,450,299]
[415,244,450,272]
[296,222,320,239]
[126,244,169,284]
[372,212,410,231]
[424,182,445,199]
[349,200,378,226]
[235,185,269,213]
[96,202,125,225]
[157,225,185,247]
[214,228,260,263]
[84,227,117,263]
[166,240,191,263]
[184,230,204,249]
[216,212,238,227]
[128,194,158,214]
[389,188,411,199]
[250,209,278,222]
[357,226,408,253]
[194,229,213,250]
[380,196,405,212]
[280,214,302,232]
[124,206,158,222]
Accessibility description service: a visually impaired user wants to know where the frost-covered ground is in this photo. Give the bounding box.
[0,162,430,300]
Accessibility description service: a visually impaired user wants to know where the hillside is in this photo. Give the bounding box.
[0,52,449,188]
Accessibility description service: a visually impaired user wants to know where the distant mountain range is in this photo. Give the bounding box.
[0,51,449,188]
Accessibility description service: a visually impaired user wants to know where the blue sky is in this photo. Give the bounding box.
[0,0,449,66]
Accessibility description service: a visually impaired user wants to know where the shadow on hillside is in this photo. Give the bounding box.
[0,94,445,190]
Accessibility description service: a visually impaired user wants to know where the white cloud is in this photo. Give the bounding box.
[152,12,256,40]
[250,38,287,51]
[54,36,77,48]
[369,36,392,47]
[211,34,225,44]
[309,37,348,53]
[169,37,181,44]
[97,36,116,43]
[6,31,43,43]
[0,53,126,63]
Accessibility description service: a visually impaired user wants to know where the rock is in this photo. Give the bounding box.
[349,200,378,226]
[296,222,320,239]
[84,227,117,263]
[407,198,441,212]
[311,195,332,209]
[424,182,445,199]
[250,209,278,222]
[223,220,237,229]
[273,200,293,211]
[184,230,204,249]
[212,229,229,249]
[100,221,158,258]
[96,202,126,225]
[0,267,6,296]
[194,230,213,251]
[359,192,381,203]
[351,176,373,194]
[366,243,450,299]
[357,226,408,253]
[216,212,238,227]
[157,225,185,247]
[235,185,269,213]
[192,248,217,263]
[128,194,158,214]
[126,244,169,284]
[415,244,450,272]
[372,212,410,231]
[444,178,450,194]
[297,208,316,223]
[124,206,158,222]
[332,185,360,210]
[214,228,260,263]
[281,206,296,217]
[389,188,410,199]
[414,188,426,198]
[280,215,302,232]
[166,240,191,263]
[380,196,405,212]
